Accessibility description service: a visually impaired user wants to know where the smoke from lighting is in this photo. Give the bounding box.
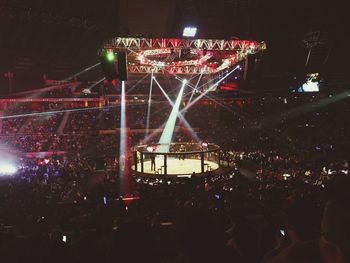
[0,146,18,176]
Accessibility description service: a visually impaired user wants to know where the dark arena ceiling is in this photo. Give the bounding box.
[0,0,349,93]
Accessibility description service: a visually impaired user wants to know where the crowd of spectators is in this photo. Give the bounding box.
[64,110,99,133]
[1,116,27,134]
[0,94,349,262]
[1,161,349,263]
[1,134,50,152]
[22,113,64,134]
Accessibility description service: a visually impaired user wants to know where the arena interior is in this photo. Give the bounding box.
[0,0,350,262]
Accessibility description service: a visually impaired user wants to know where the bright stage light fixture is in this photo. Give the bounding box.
[106,51,116,62]
[0,162,17,175]
[183,27,197,37]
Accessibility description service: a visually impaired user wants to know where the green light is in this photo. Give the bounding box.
[106,52,116,62]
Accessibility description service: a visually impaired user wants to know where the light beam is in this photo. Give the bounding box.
[189,72,203,103]
[119,81,130,195]
[181,66,239,113]
[145,72,154,138]
[153,77,200,142]
[157,79,187,153]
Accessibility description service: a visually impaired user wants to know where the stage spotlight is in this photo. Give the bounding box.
[183,27,197,37]
[106,51,116,62]
[101,53,118,81]
[0,162,17,176]
[82,88,92,94]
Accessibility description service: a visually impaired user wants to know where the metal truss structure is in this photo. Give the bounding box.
[100,37,266,75]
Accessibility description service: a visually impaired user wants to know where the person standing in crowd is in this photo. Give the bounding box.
[150,154,156,171]
[267,176,350,263]
[179,144,186,160]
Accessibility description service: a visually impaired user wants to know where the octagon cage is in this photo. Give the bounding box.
[132,142,220,177]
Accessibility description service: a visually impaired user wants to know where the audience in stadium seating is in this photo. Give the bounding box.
[0,95,349,262]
